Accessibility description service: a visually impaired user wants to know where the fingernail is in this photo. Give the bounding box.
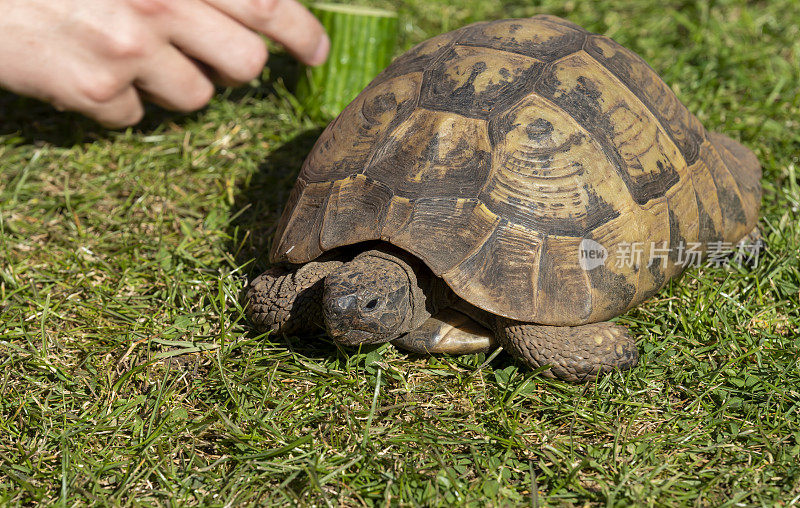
[309,33,330,66]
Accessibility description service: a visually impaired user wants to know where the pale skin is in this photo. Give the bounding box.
[0,0,329,127]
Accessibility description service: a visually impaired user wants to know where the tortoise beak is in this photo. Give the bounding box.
[334,328,384,346]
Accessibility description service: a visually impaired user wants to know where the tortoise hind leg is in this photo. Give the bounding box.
[496,319,639,383]
[246,259,344,335]
[734,226,764,267]
[392,308,496,355]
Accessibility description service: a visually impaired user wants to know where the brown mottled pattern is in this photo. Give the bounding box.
[699,137,756,242]
[537,235,593,322]
[272,179,330,263]
[483,93,621,236]
[687,154,725,245]
[536,51,684,205]
[663,175,700,273]
[419,45,543,119]
[270,15,762,325]
[363,108,492,198]
[369,30,465,87]
[320,175,393,251]
[301,73,422,184]
[583,35,705,165]
[443,221,543,319]
[386,198,499,274]
[455,17,585,61]
[709,132,761,205]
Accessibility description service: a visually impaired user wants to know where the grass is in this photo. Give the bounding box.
[1,0,799,505]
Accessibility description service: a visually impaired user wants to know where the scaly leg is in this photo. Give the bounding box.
[391,308,496,355]
[497,319,639,383]
[733,226,764,267]
[246,259,344,336]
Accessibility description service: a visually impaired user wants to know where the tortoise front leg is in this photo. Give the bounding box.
[246,259,344,336]
[391,308,496,355]
[496,319,639,383]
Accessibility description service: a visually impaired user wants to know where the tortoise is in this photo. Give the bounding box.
[246,15,762,382]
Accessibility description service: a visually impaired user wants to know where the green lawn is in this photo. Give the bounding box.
[1,0,799,505]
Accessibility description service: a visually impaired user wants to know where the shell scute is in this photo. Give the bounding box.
[443,221,544,320]
[302,72,422,184]
[363,109,492,199]
[483,93,621,237]
[536,235,593,323]
[370,29,464,86]
[536,51,685,206]
[703,134,761,242]
[387,198,499,275]
[456,17,585,61]
[583,35,705,164]
[687,156,725,245]
[664,173,700,276]
[271,179,330,263]
[419,45,542,119]
[320,175,393,251]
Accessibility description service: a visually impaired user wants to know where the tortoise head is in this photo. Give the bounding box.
[322,250,417,346]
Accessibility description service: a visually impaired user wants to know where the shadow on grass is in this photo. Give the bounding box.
[0,90,210,147]
[0,92,114,147]
[225,126,362,359]
[0,50,298,147]
[223,47,320,269]
[228,127,324,273]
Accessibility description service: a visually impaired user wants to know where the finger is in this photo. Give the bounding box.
[18,46,144,128]
[69,86,145,128]
[134,45,215,111]
[202,0,329,65]
[165,0,269,85]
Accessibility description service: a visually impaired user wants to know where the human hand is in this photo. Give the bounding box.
[0,0,329,127]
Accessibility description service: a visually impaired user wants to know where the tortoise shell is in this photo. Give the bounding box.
[270,15,761,326]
